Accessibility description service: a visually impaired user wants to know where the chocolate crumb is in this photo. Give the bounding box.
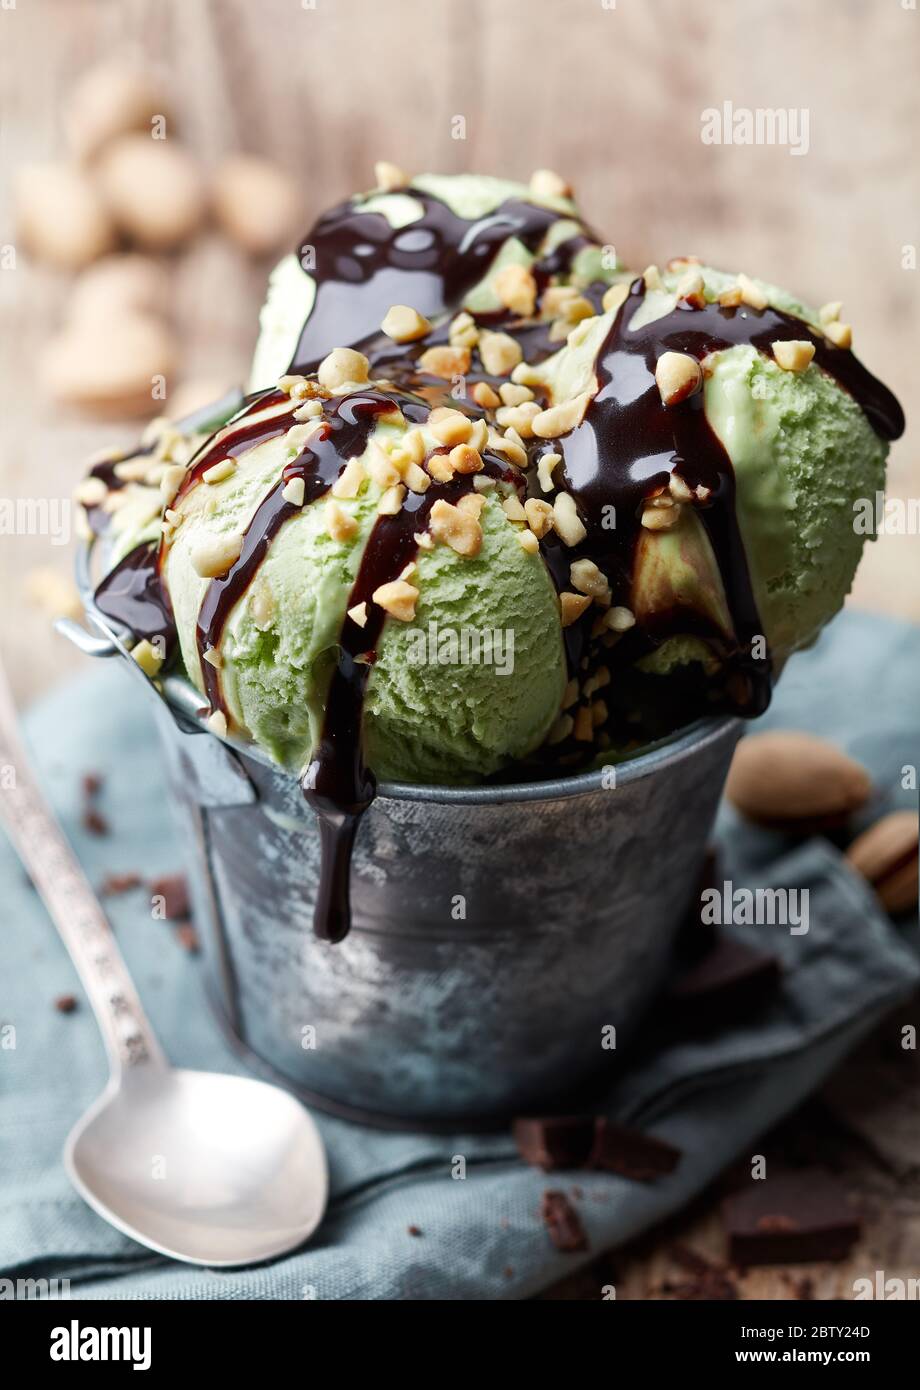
[101,872,142,895]
[82,772,103,799]
[407,1224,423,1237]
[541,1190,588,1253]
[150,873,190,920]
[54,994,77,1013]
[82,807,109,836]
[175,922,200,954]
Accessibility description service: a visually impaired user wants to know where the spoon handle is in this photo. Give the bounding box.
[0,652,166,1076]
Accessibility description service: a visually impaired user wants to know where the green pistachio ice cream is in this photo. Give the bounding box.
[84,168,904,805]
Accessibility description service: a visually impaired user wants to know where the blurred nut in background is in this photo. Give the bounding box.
[66,254,171,324]
[14,163,115,270]
[97,134,205,250]
[63,59,168,162]
[212,155,301,256]
[845,811,919,915]
[40,313,177,417]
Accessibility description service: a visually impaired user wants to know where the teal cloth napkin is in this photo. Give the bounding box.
[1,609,917,1299]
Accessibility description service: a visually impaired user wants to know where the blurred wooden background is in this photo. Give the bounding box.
[1,0,918,1300]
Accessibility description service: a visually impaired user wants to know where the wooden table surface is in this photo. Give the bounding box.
[1,0,917,1299]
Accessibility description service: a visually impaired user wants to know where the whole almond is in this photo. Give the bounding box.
[725,731,872,829]
[97,135,205,250]
[40,313,177,417]
[845,811,919,914]
[212,155,301,256]
[15,163,115,270]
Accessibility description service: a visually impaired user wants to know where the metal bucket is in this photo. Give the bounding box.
[147,685,740,1129]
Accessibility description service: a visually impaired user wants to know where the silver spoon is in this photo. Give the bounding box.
[0,650,328,1267]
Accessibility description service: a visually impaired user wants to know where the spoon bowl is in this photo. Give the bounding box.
[66,1067,328,1266]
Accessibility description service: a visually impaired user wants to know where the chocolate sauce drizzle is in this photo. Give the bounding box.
[91,186,904,945]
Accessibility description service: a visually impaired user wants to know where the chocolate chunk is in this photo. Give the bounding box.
[669,935,780,1028]
[54,994,77,1013]
[81,806,109,836]
[407,1224,423,1237]
[150,873,190,920]
[588,1118,681,1181]
[101,872,142,895]
[175,921,200,954]
[81,772,103,799]
[541,1190,588,1253]
[722,1172,860,1267]
[513,1115,595,1171]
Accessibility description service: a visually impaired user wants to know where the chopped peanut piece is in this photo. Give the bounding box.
[293,398,324,422]
[250,579,275,628]
[529,168,570,199]
[561,592,592,627]
[496,401,541,438]
[471,380,501,409]
[372,579,418,622]
[493,263,537,317]
[332,455,366,499]
[570,558,611,604]
[718,285,743,308]
[377,483,406,514]
[468,417,489,451]
[317,347,371,390]
[131,639,164,678]
[825,320,853,349]
[736,274,768,311]
[74,476,108,507]
[675,268,705,303]
[487,429,528,469]
[375,160,409,191]
[655,351,703,407]
[524,497,554,538]
[602,283,629,314]
[207,710,228,737]
[537,450,561,493]
[449,311,479,348]
[190,531,244,578]
[403,461,431,493]
[381,304,431,343]
[641,500,681,531]
[427,454,455,483]
[418,345,471,378]
[501,495,527,523]
[449,443,483,474]
[499,382,534,406]
[518,529,539,554]
[553,491,587,546]
[202,646,222,670]
[282,476,306,507]
[573,706,594,742]
[819,300,843,325]
[414,531,434,550]
[326,499,358,540]
[430,409,473,446]
[457,493,485,519]
[402,428,426,464]
[532,392,592,439]
[772,340,816,372]
[478,330,522,377]
[643,264,663,291]
[203,459,237,485]
[429,498,482,557]
[366,441,402,489]
[348,601,368,628]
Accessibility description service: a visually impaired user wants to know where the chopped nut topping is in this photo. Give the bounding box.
[524,497,554,538]
[478,330,522,377]
[570,558,611,604]
[282,476,306,507]
[457,493,485,519]
[201,458,235,486]
[429,408,473,446]
[331,455,366,499]
[375,160,409,191]
[643,264,663,291]
[573,706,594,742]
[377,483,406,515]
[493,263,537,317]
[449,311,479,349]
[537,451,562,493]
[402,428,426,464]
[675,268,705,304]
[278,374,309,396]
[381,303,432,343]
[655,351,703,407]
[560,592,592,627]
[498,382,534,406]
[553,491,587,546]
[199,647,221,672]
[472,475,495,492]
[429,497,483,557]
[501,495,527,523]
[418,345,471,378]
[495,401,541,438]
[718,285,743,308]
[114,457,153,483]
[541,285,580,318]
[373,579,419,622]
[518,529,539,553]
[348,601,368,628]
[736,273,768,311]
[131,639,164,678]
[293,398,324,422]
[668,473,694,503]
[250,578,274,628]
[159,464,186,504]
[207,710,228,737]
[285,421,323,455]
[468,417,489,451]
[190,531,244,578]
[74,476,108,507]
[449,443,483,474]
[471,380,501,409]
[824,320,853,349]
[532,392,592,439]
[602,283,629,314]
[772,339,815,372]
[487,428,528,469]
[641,500,682,531]
[403,461,431,493]
[819,300,842,325]
[414,530,435,550]
[562,678,579,709]
[607,606,635,633]
[592,699,608,727]
[547,713,574,745]
[317,347,371,391]
[326,499,358,540]
[529,168,570,199]
[366,440,402,489]
[427,454,455,483]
